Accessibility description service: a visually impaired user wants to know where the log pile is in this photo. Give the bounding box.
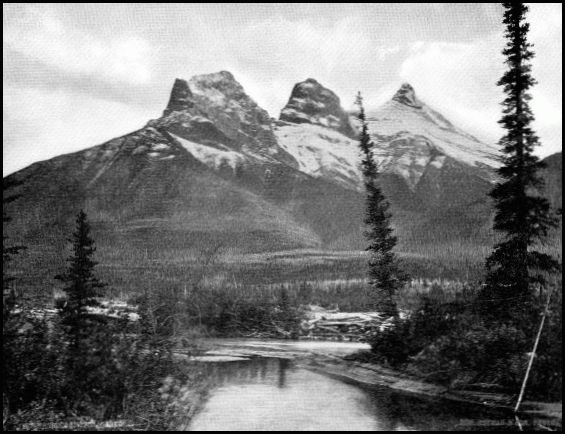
[299,306,396,342]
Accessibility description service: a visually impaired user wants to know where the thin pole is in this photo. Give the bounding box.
[514,286,554,413]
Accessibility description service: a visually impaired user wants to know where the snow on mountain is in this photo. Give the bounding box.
[155,75,499,195]
[155,71,298,167]
[274,121,362,190]
[171,132,246,171]
[276,81,500,192]
[368,84,499,170]
[8,70,549,270]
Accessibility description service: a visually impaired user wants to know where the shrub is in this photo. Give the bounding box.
[368,292,472,367]
[525,289,562,401]
[408,322,528,390]
[3,314,63,415]
[203,286,302,337]
[367,283,562,402]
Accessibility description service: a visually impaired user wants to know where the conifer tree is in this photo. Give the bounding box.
[56,210,105,347]
[480,3,559,320]
[356,93,407,317]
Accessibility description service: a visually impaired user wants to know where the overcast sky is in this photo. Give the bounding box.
[3,3,562,176]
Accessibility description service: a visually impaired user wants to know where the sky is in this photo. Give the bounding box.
[3,3,562,176]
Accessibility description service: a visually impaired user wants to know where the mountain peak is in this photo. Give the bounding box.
[392,83,423,109]
[162,71,245,116]
[191,70,237,85]
[188,70,248,103]
[163,78,194,116]
[279,79,354,137]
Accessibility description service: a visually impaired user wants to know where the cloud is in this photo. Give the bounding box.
[2,2,561,177]
[399,36,504,139]
[398,4,562,158]
[3,86,155,176]
[528,3,562,40]
[3,4,154,85]
[216,16,402,115]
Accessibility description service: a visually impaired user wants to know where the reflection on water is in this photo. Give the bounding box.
[195,358,293,391]
[189,358,384,431]
[188,358,548,431]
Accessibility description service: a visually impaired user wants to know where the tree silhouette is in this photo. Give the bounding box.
[479,3,559,321]
[56,210,106,346]
[356,92,407,317]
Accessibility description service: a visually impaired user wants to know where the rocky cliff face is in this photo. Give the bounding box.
[279,78,355,137]
[153,71,297,167]
[163,78,194,115]
[392,83,423,109]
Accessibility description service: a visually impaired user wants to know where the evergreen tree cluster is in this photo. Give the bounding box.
[3,209,177,428]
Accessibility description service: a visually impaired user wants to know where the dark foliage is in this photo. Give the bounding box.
[3,178,26,323]
[3,178,29,422]
[368,291,473,367]
[365,283,562,401]
[206,286,302,338]
[55,210,106,326]
[3,210,192,430]
[409,321,529,391]
[528,288,562,401]
[480,2,560,322]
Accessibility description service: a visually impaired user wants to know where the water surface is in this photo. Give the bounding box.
[186,341,543,431]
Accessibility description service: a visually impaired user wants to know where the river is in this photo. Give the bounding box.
[184,339,550,431]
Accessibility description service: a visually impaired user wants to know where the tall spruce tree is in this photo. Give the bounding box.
[56,210,105,346]
[356,93,407,317]
[480,3,559,321]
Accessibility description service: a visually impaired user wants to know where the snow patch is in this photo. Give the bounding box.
[171,133,244,171]
[368,101,500,169]
[275,123,362,189]
[429,155,446,169]
[188,81,226,105]
[189,355,251,362]
[151,143,170,151]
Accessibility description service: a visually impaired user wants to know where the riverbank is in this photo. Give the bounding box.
[195,338,562,430]
[300,355,562,430]
[23,338,556,431]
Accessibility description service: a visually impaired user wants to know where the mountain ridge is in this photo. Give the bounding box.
[4,71,561,295]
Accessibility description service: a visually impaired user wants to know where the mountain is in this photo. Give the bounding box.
[540,152,562,210]
[279,78,355,137]
[274,80,501,247]
[4,72,367,256]
[3,71,561,296]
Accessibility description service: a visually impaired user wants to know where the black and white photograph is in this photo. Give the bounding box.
[2,3,562,431]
